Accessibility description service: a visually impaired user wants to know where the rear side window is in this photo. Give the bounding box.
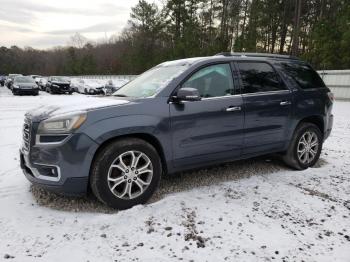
[237,62,286,94]
[279,63,326,89]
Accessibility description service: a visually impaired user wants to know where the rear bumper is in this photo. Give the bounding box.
[324,114,333,141]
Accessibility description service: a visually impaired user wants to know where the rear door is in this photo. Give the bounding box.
[170,63,244,167]
[235,61,292,155]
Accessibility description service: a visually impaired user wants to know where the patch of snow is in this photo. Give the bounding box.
[0,87,349,261]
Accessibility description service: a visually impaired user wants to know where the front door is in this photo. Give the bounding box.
[170,63,244,167]
[236,61,292,155]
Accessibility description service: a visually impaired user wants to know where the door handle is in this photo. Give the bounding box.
[280,101,291,106]
[226,106,241,112]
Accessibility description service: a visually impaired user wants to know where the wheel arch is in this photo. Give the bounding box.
[89,133,168,182]
[297,115,324,137]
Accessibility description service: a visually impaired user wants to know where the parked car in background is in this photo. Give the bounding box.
[103,79,128,95]
[6,74,23,89]
[75,79,104,95]
[0,75,6,86]
[37,77,48,91]
[29,75,43,84]
[12,76,39,95]
[29,75,41,81]
[20,53,334,209]
[69,78,81,93]
[46,76,72,94]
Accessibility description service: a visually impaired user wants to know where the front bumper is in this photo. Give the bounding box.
[13,87,39,95]
[51,85,72,93]
[88,88,104,95]
[20,132,99,196]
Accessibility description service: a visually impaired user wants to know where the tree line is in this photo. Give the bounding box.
[1,0,349,76]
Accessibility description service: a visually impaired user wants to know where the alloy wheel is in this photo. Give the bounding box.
[297,131,319,164]
[107,150,153,200]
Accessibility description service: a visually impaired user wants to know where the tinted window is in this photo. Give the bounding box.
[182,64,234,98]
[237,62,286,94]
[279,63,326,89]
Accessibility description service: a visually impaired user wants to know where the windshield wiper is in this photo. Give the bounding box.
[114,94,127,97]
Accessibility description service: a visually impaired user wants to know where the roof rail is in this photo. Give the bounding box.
[215,52,299,60]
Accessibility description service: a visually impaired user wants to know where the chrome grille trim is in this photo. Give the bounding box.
[22,117,31,152]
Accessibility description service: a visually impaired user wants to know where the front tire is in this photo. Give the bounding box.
[282,123,323,170]
[90,138,162,209]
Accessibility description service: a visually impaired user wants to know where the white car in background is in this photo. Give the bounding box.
[29,75,42,84]
[69,78,82,93]
[74,79,105,95]
[103,79,129,95]
[37,77,48,91]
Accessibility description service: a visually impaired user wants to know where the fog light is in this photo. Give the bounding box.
[37,165,59,178]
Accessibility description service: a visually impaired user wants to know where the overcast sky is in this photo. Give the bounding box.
[0,0,147,49]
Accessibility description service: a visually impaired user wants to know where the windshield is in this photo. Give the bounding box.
[14,76,36,83]
[51,76,69,82]
[114,65,188,98]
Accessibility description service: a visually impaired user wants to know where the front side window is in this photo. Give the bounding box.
[182,63,235,98]
[237,62,286,94]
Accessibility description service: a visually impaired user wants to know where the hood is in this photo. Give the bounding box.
[26,96,130,121]
[17,83,37,88]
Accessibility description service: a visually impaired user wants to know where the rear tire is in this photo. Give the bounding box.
[282,123,323,170]
[90,138,162,210]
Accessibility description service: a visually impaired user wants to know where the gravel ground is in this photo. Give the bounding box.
[0,87,349,261]
[30,156,286,213]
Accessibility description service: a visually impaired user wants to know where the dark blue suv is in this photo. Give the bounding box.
[20,53,334,209]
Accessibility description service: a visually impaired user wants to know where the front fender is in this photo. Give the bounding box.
[80,114,172,166]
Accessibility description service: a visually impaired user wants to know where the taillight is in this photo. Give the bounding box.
[327,92,334,102]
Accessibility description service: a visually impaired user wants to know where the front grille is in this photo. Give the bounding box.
[57,84,69,89]
[22,117,31,152]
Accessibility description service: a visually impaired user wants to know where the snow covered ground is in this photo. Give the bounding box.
[0,87,349,262]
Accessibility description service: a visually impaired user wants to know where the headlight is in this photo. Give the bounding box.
[37,112,87,134]
[13,85,19,89]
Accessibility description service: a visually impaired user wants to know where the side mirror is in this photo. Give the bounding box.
[173,87,201,102]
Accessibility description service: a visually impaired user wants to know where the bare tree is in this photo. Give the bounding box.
[69,32,88,48]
